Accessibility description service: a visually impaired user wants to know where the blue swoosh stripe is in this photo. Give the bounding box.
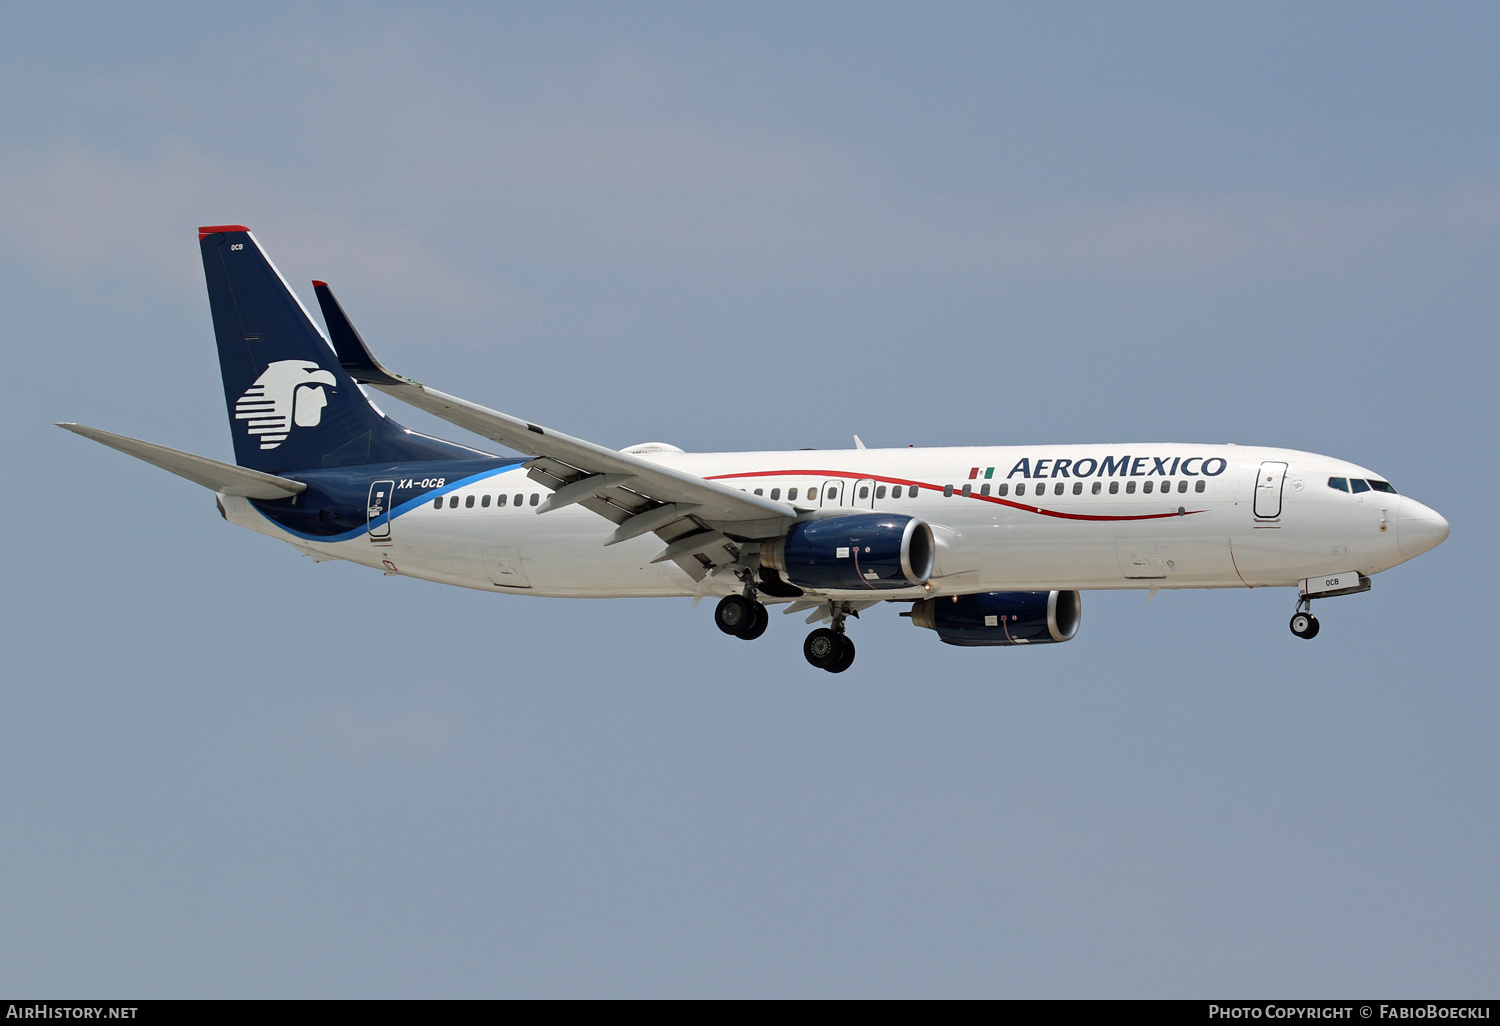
[251,461,528,543]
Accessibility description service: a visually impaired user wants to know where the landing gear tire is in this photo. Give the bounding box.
[738,601,769,641]
[804,627,844,669]
[826,636,856,674]
[715,595,754,636]
[1290,611,1320,639]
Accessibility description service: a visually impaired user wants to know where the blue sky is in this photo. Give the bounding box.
[1,2,1496,997]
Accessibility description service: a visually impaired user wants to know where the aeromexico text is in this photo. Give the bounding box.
[978,455,1230,481]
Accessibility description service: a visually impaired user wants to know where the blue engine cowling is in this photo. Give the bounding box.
[908,590,1082,646]
[761,513,935,591]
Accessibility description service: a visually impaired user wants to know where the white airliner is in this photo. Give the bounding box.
[61,226,1450,671]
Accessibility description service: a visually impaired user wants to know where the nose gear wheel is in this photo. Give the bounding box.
[1289,610,1320,639]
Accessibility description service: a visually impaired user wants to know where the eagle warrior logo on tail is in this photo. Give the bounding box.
[234,360,337,450]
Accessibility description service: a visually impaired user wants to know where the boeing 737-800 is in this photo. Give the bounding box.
[61,226,1450,671]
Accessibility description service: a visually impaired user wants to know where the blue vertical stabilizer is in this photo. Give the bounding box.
[198,225,487,472]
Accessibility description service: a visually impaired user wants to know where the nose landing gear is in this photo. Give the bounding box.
[1289,599,1320,640]
[1288,572,1372,639]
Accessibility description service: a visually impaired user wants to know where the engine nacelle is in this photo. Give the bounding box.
[761,513,935,591]
[908,590,1082,647]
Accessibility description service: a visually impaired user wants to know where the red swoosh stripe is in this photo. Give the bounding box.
[705,469,1207,522]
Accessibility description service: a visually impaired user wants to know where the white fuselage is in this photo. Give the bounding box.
[220,443,1448,601]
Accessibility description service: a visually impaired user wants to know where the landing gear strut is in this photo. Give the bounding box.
[804,605,857,673]
[1289,598,1320,640]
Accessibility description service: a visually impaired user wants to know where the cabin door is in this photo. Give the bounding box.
[1254,461,1288,520]
[367,480,395,543]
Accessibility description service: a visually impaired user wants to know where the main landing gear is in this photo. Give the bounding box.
[803,605,856,673]
[713,575,857,673]
[804,626,855,673]
[1289,598,1320,640]
[715,593,768,641]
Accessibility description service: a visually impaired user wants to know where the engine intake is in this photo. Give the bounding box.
[909,590,1082,646]
[762,513,934,591]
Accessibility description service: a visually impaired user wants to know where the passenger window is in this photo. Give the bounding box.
[754,488,763,496]
[908,485,918,498]
[497,493,507,506]
[980,483,990,496]
[1328,477,1349,492]
[465,495,475,508]
[529,493,540,505]
[514,494,523,506]
[433,497,443,510]
[828,488,838,501]
[875,485,886,499]
[1092,481,1101,495]
[481,494,491,507]
[1109,481,1119,494]
[1177,480,1187,493]
[1016,483,1026,496]
[997,483,1008,496]
[1073,482,1082,495]
[807,488,817,500]
[1195,480,1205,493]
[788,488,798,500]
[1368,480,1397,494]
[1142,481,1153,494]
[449,495,460,508]
[853,486,865,499]
[1126,481,1136,494]
[943,484,954,497]
[1350,479,1370,494]
[771,488,781,500]
[961,484,971,497]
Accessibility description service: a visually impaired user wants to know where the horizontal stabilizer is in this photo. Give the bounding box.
[57,423,307,499]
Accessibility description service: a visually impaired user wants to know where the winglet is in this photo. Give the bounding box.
[311,280,415,387]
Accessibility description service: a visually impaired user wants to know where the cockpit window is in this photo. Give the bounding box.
[1350,479,1370,494]
[1328,477,1349,492]
[1367,479,1397,494]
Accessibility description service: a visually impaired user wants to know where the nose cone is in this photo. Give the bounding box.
[1397,497,1450,559]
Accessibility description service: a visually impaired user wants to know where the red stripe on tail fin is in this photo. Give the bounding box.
[198,224,251,239]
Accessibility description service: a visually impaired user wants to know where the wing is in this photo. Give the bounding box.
[312,282,796,579]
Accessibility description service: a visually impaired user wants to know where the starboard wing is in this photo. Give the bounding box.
[312,282,797,578]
